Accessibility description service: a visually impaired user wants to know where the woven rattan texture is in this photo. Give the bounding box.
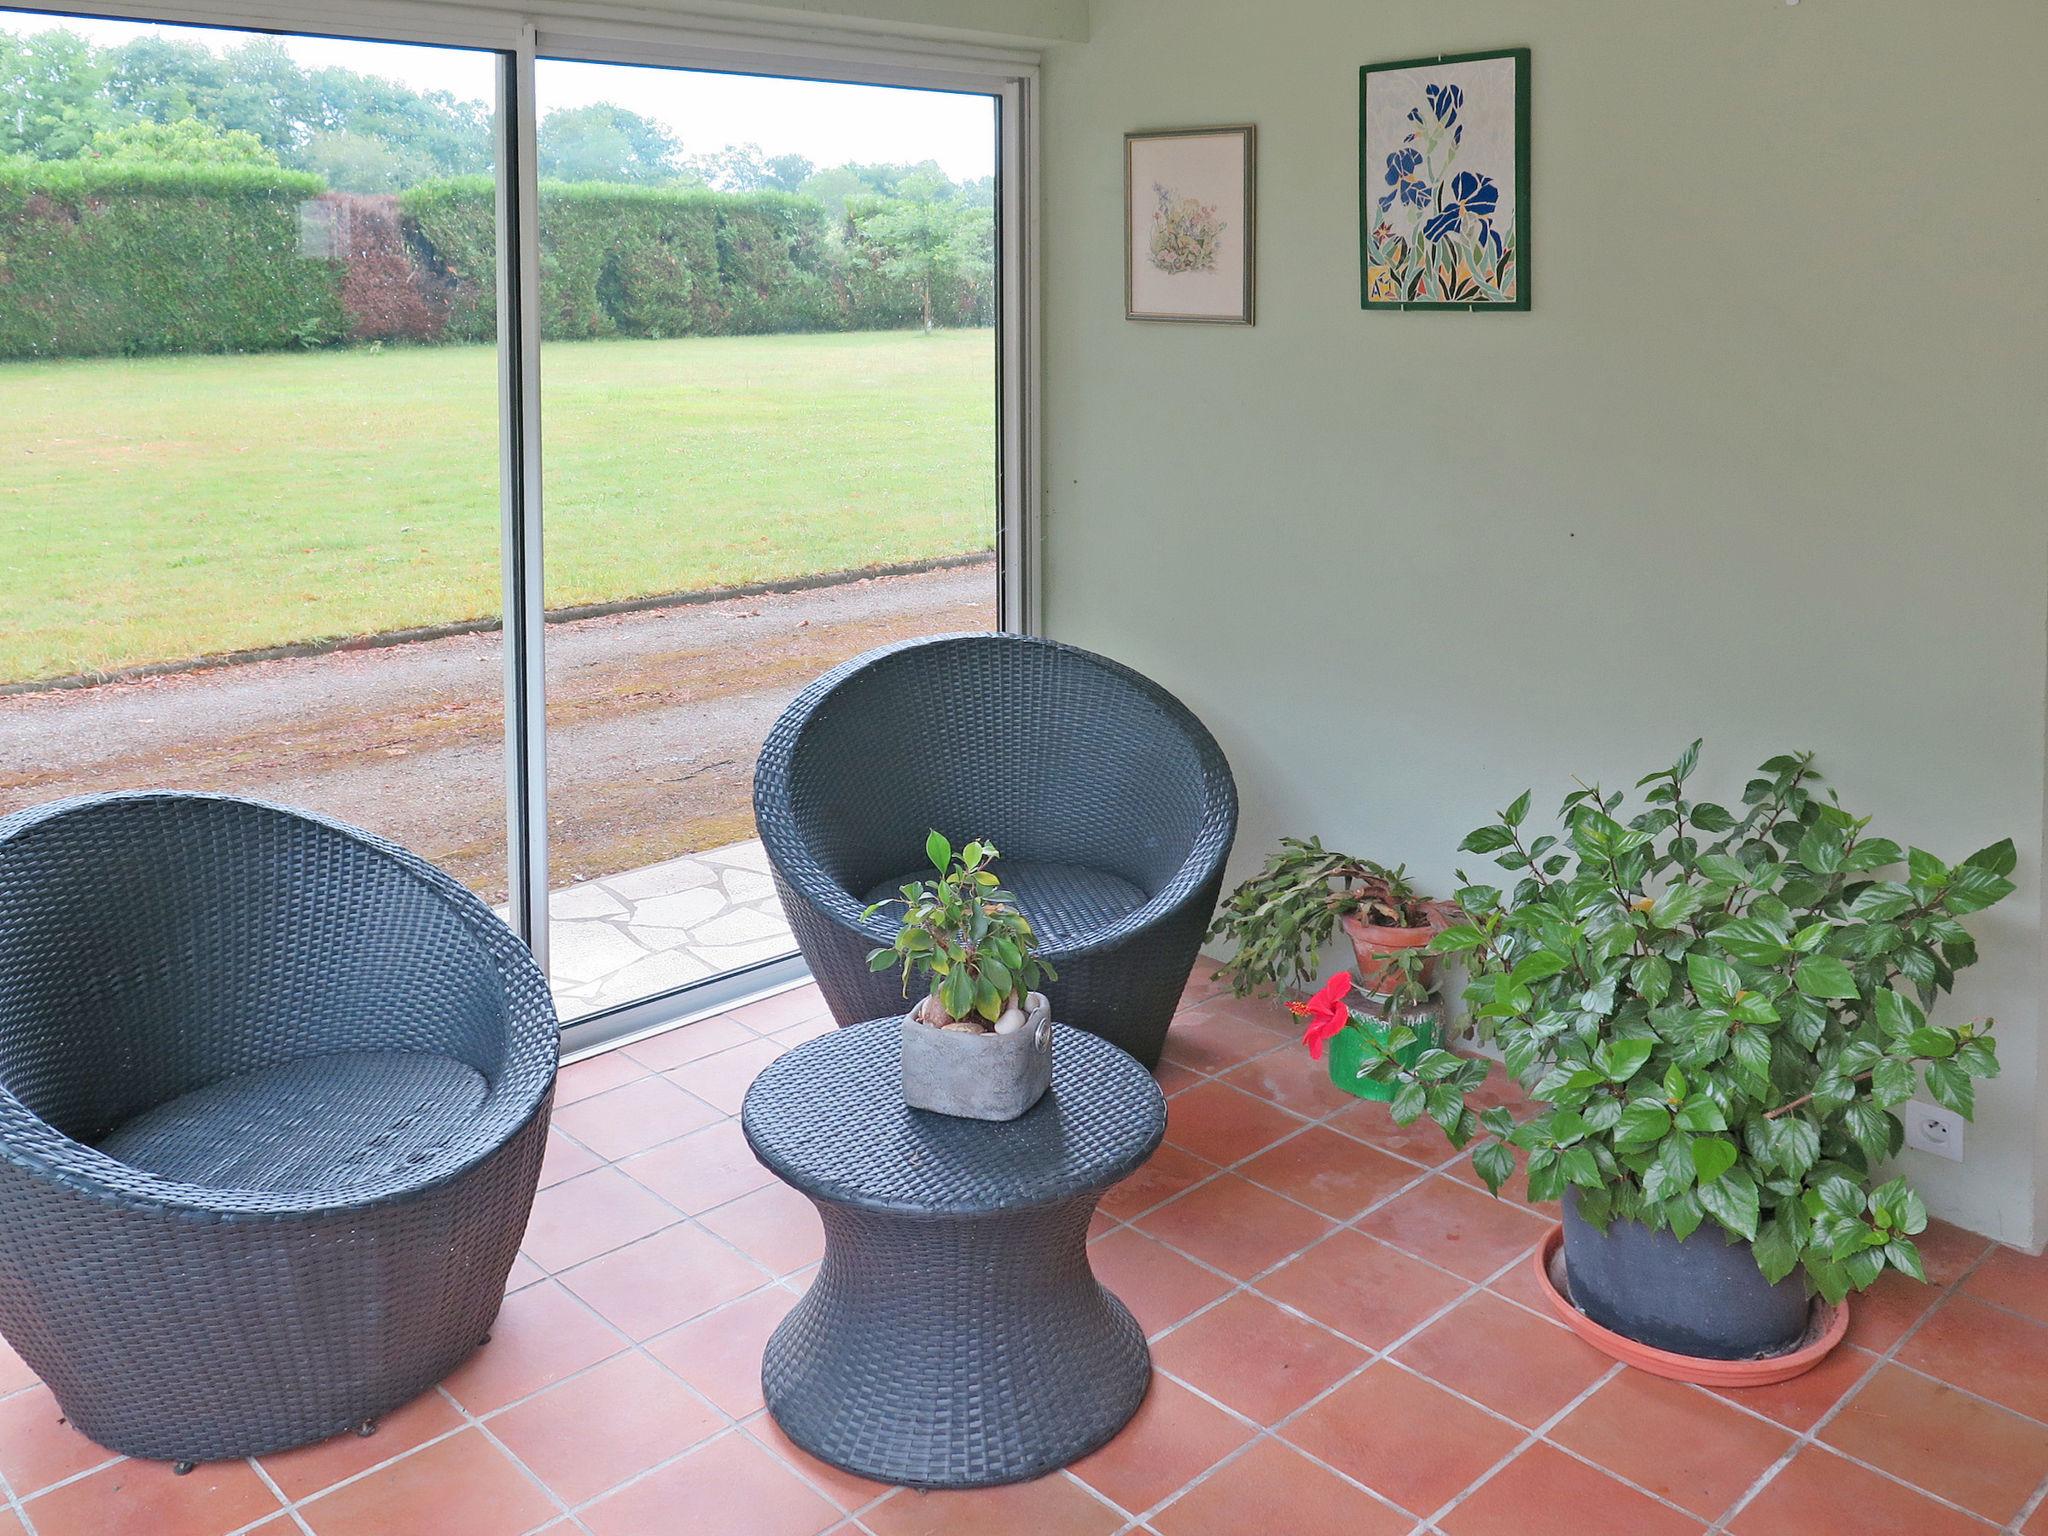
[741,1019,1165,1214]
[0,792,558,1462]
[749,1019,1161,1488]
[754,633,1237,1067]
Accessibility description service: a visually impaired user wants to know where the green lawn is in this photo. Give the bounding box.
[0,329,995,683]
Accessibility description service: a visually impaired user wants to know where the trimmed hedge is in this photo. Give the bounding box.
[0,159,343,358]
[0,163,987,359]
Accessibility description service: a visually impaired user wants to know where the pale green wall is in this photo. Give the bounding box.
[1040,0,2048,1247]
[624,0,1088,43]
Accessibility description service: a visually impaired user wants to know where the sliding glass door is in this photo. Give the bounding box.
[0,8,1021,1040]
[529,60,1001,1020]
[0,11,509,897]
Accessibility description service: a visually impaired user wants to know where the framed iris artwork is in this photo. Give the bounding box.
[1125,125,1257,325]
[1360,48,1529,310]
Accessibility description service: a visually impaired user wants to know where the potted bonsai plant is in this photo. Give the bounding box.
[1207,839,1461,1101]
[866,831,1057,1122]
[1348,745,2012,1364]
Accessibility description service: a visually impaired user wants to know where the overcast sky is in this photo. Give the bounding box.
[0,10,997,179]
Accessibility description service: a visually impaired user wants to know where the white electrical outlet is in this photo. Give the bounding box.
[1903,1100,1964,1162]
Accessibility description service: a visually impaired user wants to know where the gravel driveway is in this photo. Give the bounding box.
[0,562,995,901]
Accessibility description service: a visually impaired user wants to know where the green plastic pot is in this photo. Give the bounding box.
[1324,1011,1440,1102]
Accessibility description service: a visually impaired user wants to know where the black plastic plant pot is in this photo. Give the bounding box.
[1561,1188,1810,1360]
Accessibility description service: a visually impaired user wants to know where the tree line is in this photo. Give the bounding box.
[0,24,993,337]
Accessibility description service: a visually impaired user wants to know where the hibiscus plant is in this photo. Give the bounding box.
[1345,744,2013,1303]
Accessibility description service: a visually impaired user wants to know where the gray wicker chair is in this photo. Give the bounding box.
[755,633,1237,1068]
[0,792,557,1465]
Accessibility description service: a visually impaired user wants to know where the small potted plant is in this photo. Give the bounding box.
[1350,744,2012,1370]
[866,831,1057,1122]
[1206,839,1461,999]
[1207,840,1461,1100]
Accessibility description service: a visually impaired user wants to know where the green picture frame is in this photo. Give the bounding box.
[1359,47,1530,311]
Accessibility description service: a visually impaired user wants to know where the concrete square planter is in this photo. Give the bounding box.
[900,993,1053,1121]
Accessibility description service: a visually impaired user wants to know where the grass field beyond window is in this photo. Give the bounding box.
[0,329,995,684]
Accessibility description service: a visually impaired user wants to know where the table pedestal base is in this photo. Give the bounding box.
[762,1196,1150,1489]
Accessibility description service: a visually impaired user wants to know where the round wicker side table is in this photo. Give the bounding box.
[742,1017,1165,1489]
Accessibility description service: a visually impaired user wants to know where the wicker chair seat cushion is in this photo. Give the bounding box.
[859,860,1146,948]
[95,1050,489,1199]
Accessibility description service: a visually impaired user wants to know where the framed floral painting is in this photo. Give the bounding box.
[1360,48,1529,310]
[1125,125,1256,324]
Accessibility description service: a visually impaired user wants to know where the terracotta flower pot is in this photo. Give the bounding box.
[1342,914,1438,997]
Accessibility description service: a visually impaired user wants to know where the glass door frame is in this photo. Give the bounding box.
[8,0,1043,1057]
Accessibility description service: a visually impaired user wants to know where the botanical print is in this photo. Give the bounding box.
[1126,126,1254,324]
[1148,183,1225,275]
[1361,52,1526,308]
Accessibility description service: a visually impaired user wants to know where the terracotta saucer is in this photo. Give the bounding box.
[1530,1223,1849,1387]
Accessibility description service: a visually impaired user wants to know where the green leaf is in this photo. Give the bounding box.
[926,829,952,873]
[1709,918,1790,965]
[1460,824,1517,855]
[1503,791,1531,828]
[1648,883,1704,930]
[1674,1095,1728,1133]
[1697,1168,1760,1240]
[1924,1059,1976,1118]
[1963,837,2018,876]
[1873,988,1924,1039]
[1632,953,1673,1005]
[1946,865,2016,914]
[1457,1141,1509,1196]
[1597,1037,1655,1083]
[1793,955,1859,1000]
[1616,1101,1672,1147]
[1849,882,1915,921]
[1510,950,1569,986]
[1390,1080,1427,1125]
[1753,1213,1804,1285]
[1429,924,1487,953]
[1691,1135,1738,1184]
[1686,953,1742,1007]
[1905,1027,1956,1059]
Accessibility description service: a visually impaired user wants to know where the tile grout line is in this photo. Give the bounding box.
[1706,1236,2008,1534]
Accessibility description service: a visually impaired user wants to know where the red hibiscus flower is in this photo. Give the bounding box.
[1287,972,1356,1060]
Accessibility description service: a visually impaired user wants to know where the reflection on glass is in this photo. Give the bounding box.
[532,61,999,1018]
[0,12,507,898]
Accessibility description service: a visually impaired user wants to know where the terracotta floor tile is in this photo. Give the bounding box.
[862,1473,1125,1536]
[1284,1362,1523,1517]
[1394,1290,1611,1426]
[1136,1174,1333,1279]
[521,1166,680,1271]
[1068,1375,1255,1515]
[1086,1227,1235,1337]
[1961,1242,2048,1326]
[561,1222,772,1340]
[1728,1445,1995,1536]
[1238,1125,1426,1219]
[0,1333,35,1396]
[1485,1250,1560,1316]
[1163,1080,1308,1167]
[504,1251,546,1292]
[1443,1143,1559,1213]
[1328,1096,1467,1165]
[440,1279,627,1414]
[259,1386,466,1500]
[537,1127,604,1189]
[1550,1370,1794,1520]
[1898,1294,2048,1421]
[1916,1218,1997,1284]
[1179,956,1231,1009]
[23,1457,281,1536]
[488,1350,722,1505]
[1845,1268,1944,1351]
[743,1412,896,1512]
[648,1286,800,1417]
[585,1441,856,1531]
[1355,1175,1550,1282]
[1820,1363,2048,1524]
[626,1013,761,1071]
[697,1182,826,1275]
[298,1429,557,1536]
[550,1073,723,1161]
[1442,1442,1704,1536]
[0,1384,118,1495]
[0,1511,23,1536]
[726,986,831,1035]
[1151,1291,1364,1424]
[1706,1342,1879,1431]
[555,1049,648,1105]
[1151,1437,1411,1536]
[1151,1057,1206,1095]
[1159,1002,1291,1076]
[1097,1142,1218,1222]
[621,1118,776,1214]
[1258,1228,1468,1349]
[666,1037,790,1115]
[1221,1046,1353,1119]
[771,1016,836,1048]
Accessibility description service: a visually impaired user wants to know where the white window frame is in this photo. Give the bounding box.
[8,0,1042,1055]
